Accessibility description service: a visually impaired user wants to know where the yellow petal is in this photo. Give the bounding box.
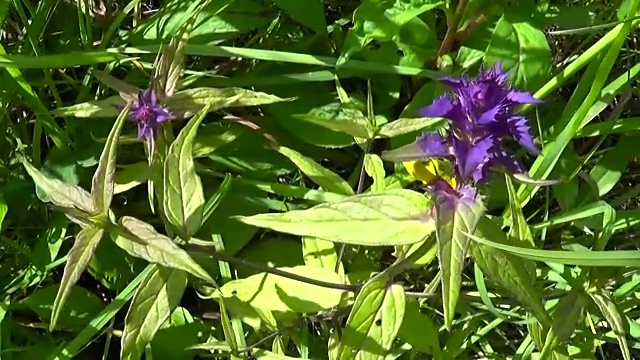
[403,159,457,188]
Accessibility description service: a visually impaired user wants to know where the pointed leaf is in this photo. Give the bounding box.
[302,237,341,272]
[164,87,292,119]
[331,277,405,360]
[397,298,441,356]
[470,216,551,327]
[293,109,373,138]
[211,266,344,313]
[588,289,631,360]
[364,154,385,192]
[50,226,104,331]
[163,105,209,237]
[112,216,214,284]
[376,117,446,138]
[512,172,562,186]
[435,193,484,328]
[91,103,130,214]
[51,96,123,118]
[93,70,140,102]
[505,175,535,246]
[236,189,434,246]
[21,159,95,216]
[551,287,586,342]
[121,265,188,360]
[275,145,354,195]
[153,1,204,98]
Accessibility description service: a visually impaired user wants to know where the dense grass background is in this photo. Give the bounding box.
[3,0,640,359]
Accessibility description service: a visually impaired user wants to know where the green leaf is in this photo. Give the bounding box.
[20,284,104,330]
[551,287,586,342]
[21,159,95,216]
[293,109,373,138]
[484,12,551,90]
[330,277,405,359]
[505,175,534,246]
[588,135,640,197]
[112,216,215,284]
[274,145,354,195]
[92,70,140,102]
[91,103,130,214]
[470,216,551,327]
[50,226,104,331]
[397,298,441,356]
[435,194,485,328]
[376,117,445,138]
[338,0,444,64]
[272,0,326,33]
[51,96,124,118]
[364,154,385,192]
[164,87,291,119]
[121,265,188,360]
[153,0,204,98]
[237,189,434,246]
[302,237,341,273]
[588,289,631,360]
[211,266,344,313]
[163,105,209,238]
[114,162,150,195]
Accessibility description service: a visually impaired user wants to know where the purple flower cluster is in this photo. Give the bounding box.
[383,63,541,206]
[386,63,540,183]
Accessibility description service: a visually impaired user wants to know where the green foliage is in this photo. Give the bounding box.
[7,0,640,358]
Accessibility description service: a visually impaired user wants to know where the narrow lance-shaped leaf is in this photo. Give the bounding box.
[121,265,188,360]
[112,216,215,284]
[376,117,446,138]
[50,226,104,331]
[51,96,123,118]
[275,145,354,195]
[236,189,434,246]
[330,276,406,360]
[92,103,131,214]
[93,70,140,102]
[152,0,205,98]
[21,159,96,216]
[163,105,209,238]
[164,87,291,119]
[588,289,631,360]
[470,216,551,328]
[434,186,485,328]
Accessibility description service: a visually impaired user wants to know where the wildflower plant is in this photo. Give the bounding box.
[15,0,640,357]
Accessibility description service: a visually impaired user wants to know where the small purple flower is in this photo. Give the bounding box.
[118,88,174,144]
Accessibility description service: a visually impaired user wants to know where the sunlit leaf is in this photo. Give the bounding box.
[112,216,215,284]
[302,237,341,273]
[21,158,96,216]
[211,266,344,313]
[397,298,441,356]
[376,117,445,138]
[274,145,354,195]
[330,277,405,359]
[164,87,291,118]
[91,103,130,214]
[51,96,123,118]
[163,105,209,237]
[237,189,434,246]
[121,265,188,360]
[364,154,385,192]
[49,226,104,331]
[435,191,485,328]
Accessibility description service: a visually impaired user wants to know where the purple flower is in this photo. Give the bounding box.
[118,88,174,144]
[383,62,541,186]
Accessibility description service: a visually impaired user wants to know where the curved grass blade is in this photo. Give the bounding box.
[93,70,140,102]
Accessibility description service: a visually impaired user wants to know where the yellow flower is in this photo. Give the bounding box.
[403,159,457,188]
